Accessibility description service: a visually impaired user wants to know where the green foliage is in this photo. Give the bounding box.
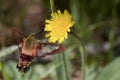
[96,57,120,80]
[0,61,58,80]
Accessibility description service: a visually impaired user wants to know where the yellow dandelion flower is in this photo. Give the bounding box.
[44,10,74,43]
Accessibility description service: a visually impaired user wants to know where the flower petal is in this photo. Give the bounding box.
[44,10,74,43]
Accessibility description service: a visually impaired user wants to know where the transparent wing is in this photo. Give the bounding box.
[36,43,66,57]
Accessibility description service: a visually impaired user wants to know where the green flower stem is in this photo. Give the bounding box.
[50,0,55,13]
[50,0,70,80]
[54,55,64,80]
[49,1,71,80]
[49,1,64,80]
[62,53,70,80]
[71,30,86,80]
[79,46,85,80]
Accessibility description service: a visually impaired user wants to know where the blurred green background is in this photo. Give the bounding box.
[0,0,120,80]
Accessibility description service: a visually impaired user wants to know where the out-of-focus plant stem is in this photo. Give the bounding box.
[71,30,86,80]
[108,3,117,60]
[70,0,86,79]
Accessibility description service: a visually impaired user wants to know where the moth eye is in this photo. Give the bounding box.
[16,64,20,68]
[16,64,22,72]
[24,67,30,73]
